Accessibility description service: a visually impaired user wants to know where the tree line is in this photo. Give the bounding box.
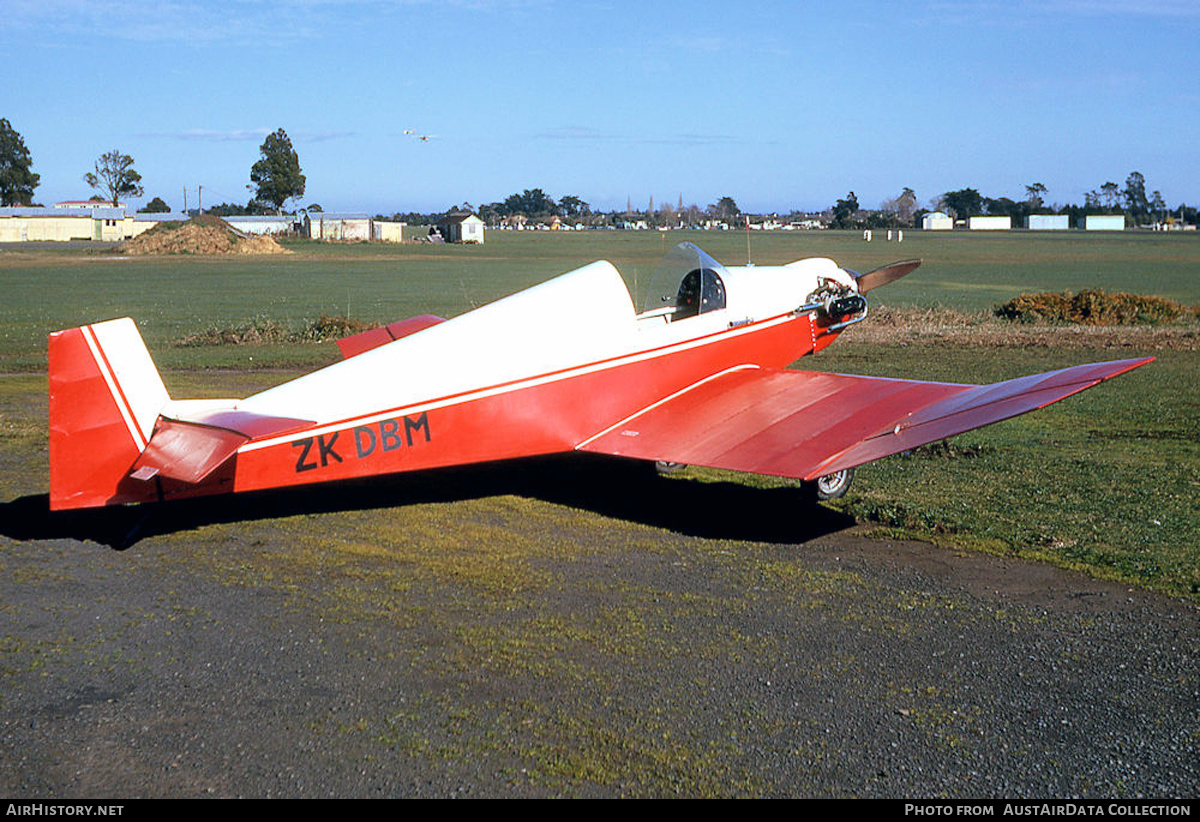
[830,173,1193,229]
[0,119,305,215]
[382,192,752,228]
[2,117,1196,228]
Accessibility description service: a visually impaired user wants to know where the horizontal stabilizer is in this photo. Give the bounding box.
[579,358,1153,481]
[337,314,446,359]
[130,409,313,484]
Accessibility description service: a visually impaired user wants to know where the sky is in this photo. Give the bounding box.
[3,0,1198,215]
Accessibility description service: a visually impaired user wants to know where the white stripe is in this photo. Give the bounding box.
[81,325,146,449]
[574,364,760,450]
[238,313,798,453]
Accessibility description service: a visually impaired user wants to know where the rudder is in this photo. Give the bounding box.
[49,318,169,510]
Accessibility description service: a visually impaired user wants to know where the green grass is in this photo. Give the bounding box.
[1,230,1198,597]
[804,344,1200,598]
[3,230,1197,369]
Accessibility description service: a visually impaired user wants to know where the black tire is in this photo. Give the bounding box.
[814,468,854,500]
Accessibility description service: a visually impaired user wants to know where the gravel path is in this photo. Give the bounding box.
[0,461,1196,798]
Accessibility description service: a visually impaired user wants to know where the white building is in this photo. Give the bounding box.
[54,199,126,210]
[1082,215,1126,231]
[372,221,404,242]
[225,215,296,235]
[306,212,372,241]
[438,212,485,243]
[1026,214,1070,230]
[0,206,135,242]
[921,211,953,230]
[968,216,1012,231]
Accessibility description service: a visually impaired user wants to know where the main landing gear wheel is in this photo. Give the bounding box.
[654,460,687,475]
[812,468,854,500]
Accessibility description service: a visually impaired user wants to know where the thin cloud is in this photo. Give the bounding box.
[143,128,354,142]
[637,133,746,147]
[534,126,618,141]
[534,127,749,147]
[924,0,1200,20]
[6,0,553,44]
[6,0,320,44]
[147,128,273,142]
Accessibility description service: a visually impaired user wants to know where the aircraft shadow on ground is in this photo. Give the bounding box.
[0,454,855,550]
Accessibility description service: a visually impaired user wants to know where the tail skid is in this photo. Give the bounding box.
[49,318,169,510]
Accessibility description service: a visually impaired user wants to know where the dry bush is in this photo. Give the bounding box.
[291,315,382,342]
[176,315,379,347]
[852,304,1199,351]
[994,290,1194,326]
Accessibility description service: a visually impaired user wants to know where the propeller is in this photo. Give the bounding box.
[854,259,921,292]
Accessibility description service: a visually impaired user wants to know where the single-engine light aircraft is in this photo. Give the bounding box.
[48,243,1151,511]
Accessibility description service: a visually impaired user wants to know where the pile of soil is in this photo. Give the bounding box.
[122,215,290,255]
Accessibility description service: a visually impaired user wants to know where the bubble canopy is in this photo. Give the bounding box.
[640,241,729,319]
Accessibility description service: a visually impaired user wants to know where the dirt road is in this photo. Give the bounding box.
[0,457,1196,797]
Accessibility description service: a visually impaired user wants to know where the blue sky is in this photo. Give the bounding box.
[3,0,1197,215]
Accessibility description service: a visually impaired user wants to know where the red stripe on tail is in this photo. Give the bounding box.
[48,319,169,510]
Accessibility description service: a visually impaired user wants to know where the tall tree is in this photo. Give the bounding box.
[941,188,982,220]
[1100,181,1121,212]
[250,129,305,213]
[881,187,918,225]
[709,196,740,222]
[1149,190,1167,222]
[0,119,39,206]
[559,195,589,219]
[1122,171,1149,222]
[85,150,143,207]
[501,188,556,217]
[830,192,860,229]
[1024,182,1048,211]
[137,196,171,213]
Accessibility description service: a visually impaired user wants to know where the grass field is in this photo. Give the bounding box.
[1,230,1197,598]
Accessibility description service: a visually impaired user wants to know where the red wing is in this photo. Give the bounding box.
[578,358,1153,480]
[337,315,446,359]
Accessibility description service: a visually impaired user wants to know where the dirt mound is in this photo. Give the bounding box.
[122,215,290,255]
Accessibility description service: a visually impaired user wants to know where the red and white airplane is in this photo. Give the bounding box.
[48,242,1151,511]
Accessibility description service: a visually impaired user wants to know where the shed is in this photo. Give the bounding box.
[372,221,405,243]
[308,213,372,241]
[0,206,134,242]
[1082,215,1126,231]
[1026,214,1069,231]
[921,211,953,231]
[438,212,485,244]
[968,216,1011,231]
[225,215,297,235]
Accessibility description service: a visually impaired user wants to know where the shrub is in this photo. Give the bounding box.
[994,290,1193,326]
[175,314,380,347]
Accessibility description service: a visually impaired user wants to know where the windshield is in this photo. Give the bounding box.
[638,242,729,319]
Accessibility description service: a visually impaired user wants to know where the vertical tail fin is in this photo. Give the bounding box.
[49,318,169,510]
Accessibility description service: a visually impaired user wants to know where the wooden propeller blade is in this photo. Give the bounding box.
[855,259,922,292]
